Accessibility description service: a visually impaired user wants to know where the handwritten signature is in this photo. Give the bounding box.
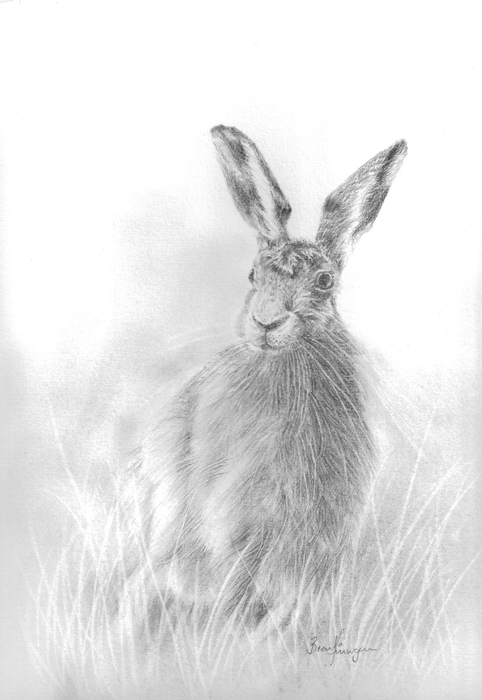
[306,629,377,665]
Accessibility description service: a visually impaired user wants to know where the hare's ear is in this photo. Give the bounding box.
[211,125,292,244]
[316,140,407,268]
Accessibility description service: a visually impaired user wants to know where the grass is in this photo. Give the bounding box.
[22,339,478,700]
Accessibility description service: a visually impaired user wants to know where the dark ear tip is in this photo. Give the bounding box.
[211,124,243,141]
[211,125,226,143]
[392,139,408,158]
[383,139,408,178]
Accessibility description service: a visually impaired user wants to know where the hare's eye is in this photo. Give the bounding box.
[248,268,255,283]
[315,271,334,291]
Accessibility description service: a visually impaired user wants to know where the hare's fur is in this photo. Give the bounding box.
[119,126,407,627]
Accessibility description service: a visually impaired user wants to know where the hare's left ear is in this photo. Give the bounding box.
[316,140,407,269]
[211,125,292,244]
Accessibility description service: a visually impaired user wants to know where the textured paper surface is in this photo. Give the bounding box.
[0,2,480,699]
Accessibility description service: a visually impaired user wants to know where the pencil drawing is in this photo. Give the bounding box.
[117,126,408,630]
[26,125,477,700]
[3,2,476,695]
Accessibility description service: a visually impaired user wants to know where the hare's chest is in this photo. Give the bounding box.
[188,371,319,556]
[191,377,284,480]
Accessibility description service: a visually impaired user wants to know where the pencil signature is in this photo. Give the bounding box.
[306,629,377,665]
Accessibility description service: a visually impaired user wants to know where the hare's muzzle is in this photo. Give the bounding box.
[252,314,289,332]
[246,311,297,351]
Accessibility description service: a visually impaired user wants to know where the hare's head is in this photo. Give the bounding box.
[212,126,407,352]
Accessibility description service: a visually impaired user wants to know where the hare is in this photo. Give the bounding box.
[121,126,407,628]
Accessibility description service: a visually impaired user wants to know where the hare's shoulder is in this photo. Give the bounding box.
[142,343,254,440]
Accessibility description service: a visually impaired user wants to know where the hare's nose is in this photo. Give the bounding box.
[252,314,289,332]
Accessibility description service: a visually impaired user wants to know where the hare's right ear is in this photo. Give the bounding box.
[316,140,407,269]
[211,125,292,244]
